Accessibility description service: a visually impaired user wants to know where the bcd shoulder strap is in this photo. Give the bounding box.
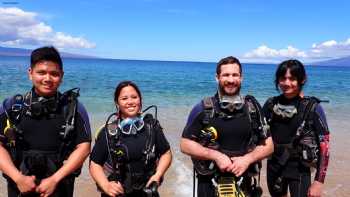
[245,95,269,145]
[143,113,158,167]
[4,93,30,125]
[106,113,158,179]
[295,96,321,138]
[2,93,31,148]
[264,96,278,122]
[106,124,124,182]
[58,88,80,161]
[202,96,215,126]
[300,97,320,119]
[60,88,80,140]
[243,95,266,187]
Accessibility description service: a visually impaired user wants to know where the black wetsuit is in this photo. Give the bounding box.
[182,94,269,197]
[0,90,91,197]
[90,117,170,197]
[263,95,330,197]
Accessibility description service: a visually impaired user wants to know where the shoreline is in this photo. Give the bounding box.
[69,110,350,197]
[1,108,349,197]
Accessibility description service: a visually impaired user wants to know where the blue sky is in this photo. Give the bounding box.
[1,0,350,62]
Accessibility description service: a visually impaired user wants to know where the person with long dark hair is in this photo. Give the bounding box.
[263,59,330,197]
[90,80,172,197]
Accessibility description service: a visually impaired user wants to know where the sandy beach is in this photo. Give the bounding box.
[1,2,350,195]
[1,107,349,197]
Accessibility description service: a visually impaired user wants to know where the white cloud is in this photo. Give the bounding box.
[244,38,350,62]
[52,32,96,48]
[309,38,350,58]
[244,45,307,59]
[0,7,95,49]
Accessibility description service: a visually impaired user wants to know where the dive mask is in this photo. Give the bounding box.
[118,116,145,135]
[273,103,297,119]
[219,95,245,112]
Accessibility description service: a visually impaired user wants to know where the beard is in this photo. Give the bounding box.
[218,84,241,96]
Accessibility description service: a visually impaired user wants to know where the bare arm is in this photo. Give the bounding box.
[89,160,110,191]
[155,150,172,179]
[246,136,274,162]
[146,149,172,186]
[0,144,36,193]
[53,142,90,181]
[89,161,124,197]
[181,138,220,160]
[0,144,22,182]
[230,136,274,176]
[180,137,232,172]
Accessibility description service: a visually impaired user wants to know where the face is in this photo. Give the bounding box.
[117,85,141,119]
[216,63,243,96]
[278,69,301,99]
[28,61,63,97]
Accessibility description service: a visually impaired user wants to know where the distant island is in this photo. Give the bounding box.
[0,46,97,59]
[1,46,349,66]
[311,56,350,67]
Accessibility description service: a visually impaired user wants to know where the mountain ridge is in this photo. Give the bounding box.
[0,46,96,59]
[311,56,350,67]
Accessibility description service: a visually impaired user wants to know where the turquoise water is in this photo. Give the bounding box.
[1,56,349,112]
[1,56,350,196]
[1,55,350,130]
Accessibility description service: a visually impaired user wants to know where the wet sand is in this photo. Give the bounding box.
[1,108,349,197]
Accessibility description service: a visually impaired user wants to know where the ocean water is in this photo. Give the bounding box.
[1,56,349,111]
[1,56,350,196]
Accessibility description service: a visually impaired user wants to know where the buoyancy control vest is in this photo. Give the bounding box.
[265,96,323,168]
[192,95,269,176]
[2,88,81,180]
[192,95,267,197]
[102,112,159,194]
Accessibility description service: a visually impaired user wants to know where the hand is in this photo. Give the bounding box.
[308,181,323,197]
[36,176,59,197]
[14,174,36,194]
[102,181,124,197]
[146,173,161,187]
[213,152,232,172]
[229,155,253,177]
